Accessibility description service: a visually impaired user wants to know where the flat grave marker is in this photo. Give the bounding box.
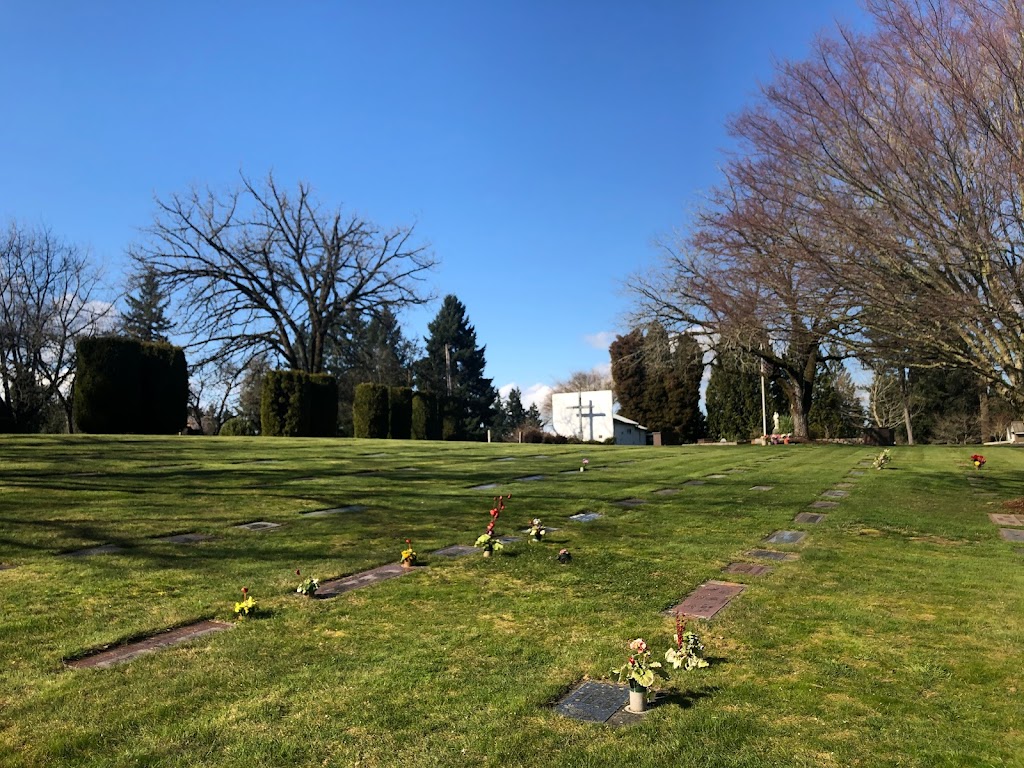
[0,563,16,570]
[750,485,774,492]
[569,512,602,523]
[794,513,826,524]
[684,480,707,487]
[849,470,866,477]
[665,580,745,619]
[155,533,215,544]
[810,501,839,509]
[496,457,516,462]
[745,549,799,562]
[432,545,477,558]
[705,474,728,479]
[468,483,499,490]
[68,620,232,669]
[722,562,773,576]
[317,563,416,598]
[62,544,124,557]
[532,455,550,459]
[234,521,281,531]
[821,490,849,499]
[301,505,367,517]
[834,482,855,489]
[765,530,806,545]
[999,528,1024,542]
[989,513,1024,527]
[615,498,646,507]
[654,488,680,495]
[554,681,627,723]
[515,475,545,482]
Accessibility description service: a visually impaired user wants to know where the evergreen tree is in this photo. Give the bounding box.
[524,403,544,429]
[611,323,706,444]
[808,364,865,439]
[908,366,981,444]
[121,266,172,342]
[705,348,787,441]
[414,295,496,440]
[325,307,416,436]
[610,328,646,423]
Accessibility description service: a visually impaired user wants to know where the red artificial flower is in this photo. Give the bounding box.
[406,538,411,544]
[241,587,248,595]
[296,569,301,576]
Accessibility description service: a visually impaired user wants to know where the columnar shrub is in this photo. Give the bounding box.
[353,383,389,438]
[307,373,339,437]
[389,386,413,439]
[411,391,439,440]
[261,370,309,437]
[260,370,339,437]
[74,336,188,434]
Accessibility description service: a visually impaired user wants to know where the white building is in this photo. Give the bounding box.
[550,389,648,445]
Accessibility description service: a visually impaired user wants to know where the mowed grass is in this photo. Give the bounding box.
[0,437,1021,767]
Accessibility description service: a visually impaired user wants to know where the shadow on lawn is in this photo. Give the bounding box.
[656,685,720,710]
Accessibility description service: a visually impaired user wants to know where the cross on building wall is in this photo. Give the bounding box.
[567,393,607,441]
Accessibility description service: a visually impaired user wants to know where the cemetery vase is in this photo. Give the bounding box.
[627,686,647,714]
[482,548,491,558]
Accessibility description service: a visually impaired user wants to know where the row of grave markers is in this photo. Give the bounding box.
[58,453,792,669]
[555,454,873,724]
[58,450,861,705]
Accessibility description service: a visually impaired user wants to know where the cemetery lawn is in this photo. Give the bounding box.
[1,436,1022,767]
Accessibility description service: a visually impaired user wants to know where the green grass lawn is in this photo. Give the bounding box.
[0,436,1021,767]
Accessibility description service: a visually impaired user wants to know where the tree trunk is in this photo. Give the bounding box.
[979,385,990,443]
[899,367,914,445]
[781,376,813,440]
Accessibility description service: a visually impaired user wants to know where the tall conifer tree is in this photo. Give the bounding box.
[121,266,172,342]
[415,295,496,440]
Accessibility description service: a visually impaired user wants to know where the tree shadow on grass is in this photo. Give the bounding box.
[653,685,720,710]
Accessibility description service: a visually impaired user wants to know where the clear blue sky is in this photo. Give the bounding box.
[0,1,870,408]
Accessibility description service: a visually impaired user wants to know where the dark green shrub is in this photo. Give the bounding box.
[307,373,339,437]
[261,370,308,437]
[140,342,188,434]
[353,383,389,438]
[411,391,439,440]
[260,370,339,437]
[388,387,413,439]
[74,336,188,434]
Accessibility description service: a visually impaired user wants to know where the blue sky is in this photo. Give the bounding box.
[1,1,870,408]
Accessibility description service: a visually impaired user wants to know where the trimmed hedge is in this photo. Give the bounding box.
[388,386,413,440]
[411,391,440,440]
[74,337,188,434]
[353,383,389,438]
[260,370,339,437]
[308,373,339,437]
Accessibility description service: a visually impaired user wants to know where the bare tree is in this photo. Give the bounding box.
[131,173,436,374]
[0,222,113,432]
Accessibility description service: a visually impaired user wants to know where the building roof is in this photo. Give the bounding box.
[613,414,648,430]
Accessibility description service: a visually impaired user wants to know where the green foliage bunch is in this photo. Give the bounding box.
[353,382,389,438]
[260,370,338,437]
[74,336,187,434]
[218,417,257,436]
[411,391,440,440]
[389,386,413,439]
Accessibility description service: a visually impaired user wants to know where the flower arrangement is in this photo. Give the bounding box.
[557,548,572,564]
[295,569,319,597]
[234,586,257,618]
[971,454,986,469]
[873,449,891,470]
[580,458,589,473]
[475,495,510,555]
[612,637,668,693]
[527,518,546,542]
[664,617,709,671]
[400,538,417,567]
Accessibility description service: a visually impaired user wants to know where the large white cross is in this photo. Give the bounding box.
[567,393,607,441]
